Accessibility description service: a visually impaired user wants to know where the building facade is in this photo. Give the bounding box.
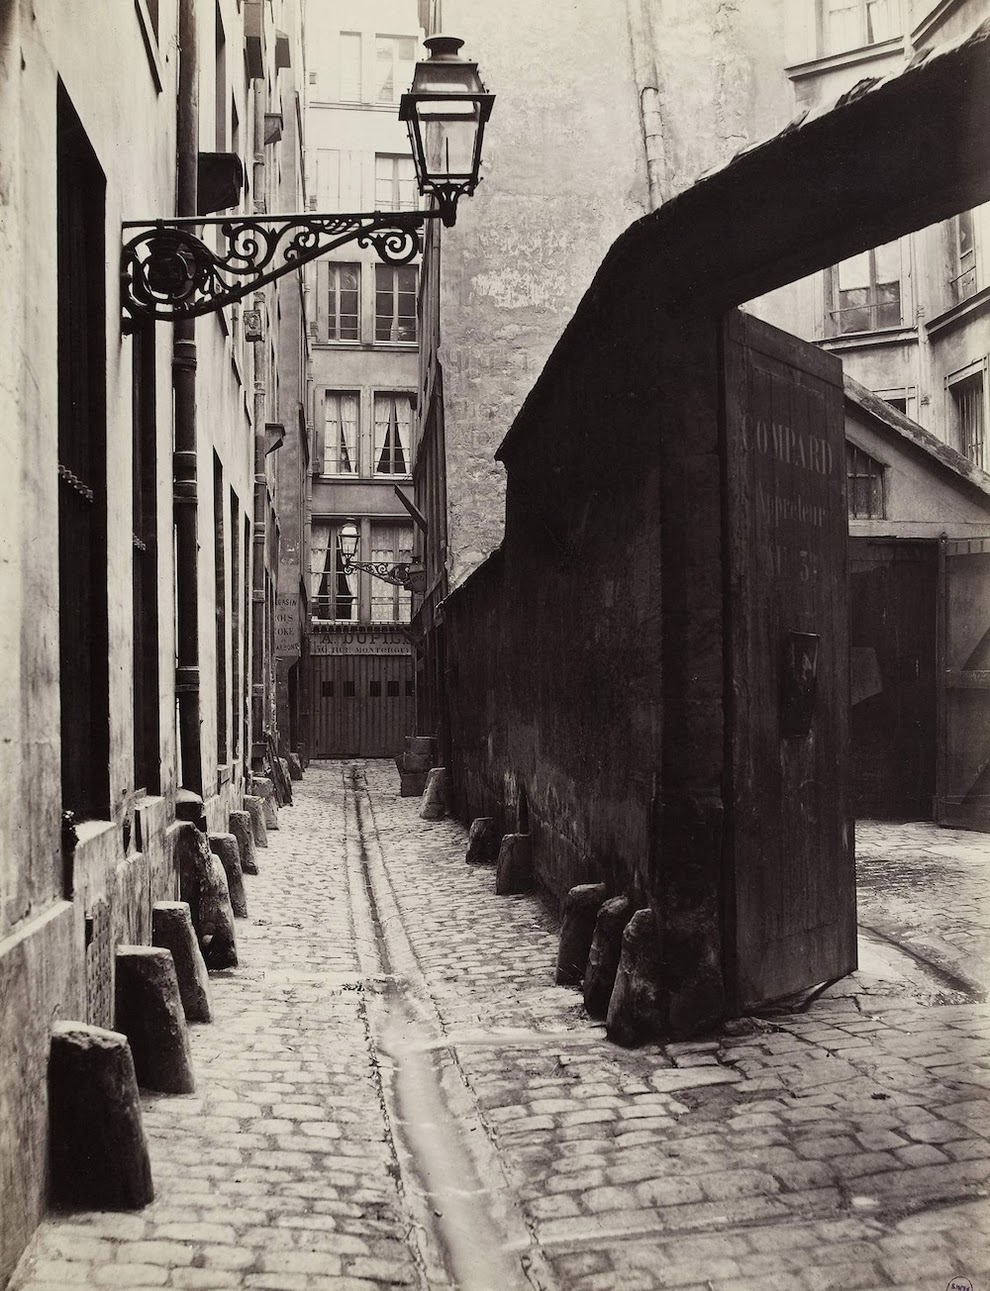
[0,0,308,1279]
[303,0,422,758]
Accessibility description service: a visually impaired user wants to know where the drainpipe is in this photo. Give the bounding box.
[173,0,203,795]
[250,79,268,773]
[623,0,668,210]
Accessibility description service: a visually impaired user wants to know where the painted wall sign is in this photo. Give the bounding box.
[310,629,412,657]
[274,594,298,655]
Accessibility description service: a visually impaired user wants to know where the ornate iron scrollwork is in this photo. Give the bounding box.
[342,558,415,589]
[121,211,430,322]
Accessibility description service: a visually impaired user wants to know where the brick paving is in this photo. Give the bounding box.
[10,762,990,1291]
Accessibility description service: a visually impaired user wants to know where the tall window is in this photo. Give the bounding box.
[845,443,885,519]
[831,242,901,334]
[57,85,109,823]
[339,32,361,102]
[373,394,413,475]
[370,524,414,623]
[230,488,241,761]
[328,263,360,340]
[132,323,161,794]
[311,149,362,212]
[375,264,417,343]
[311,524,357,621]
[376,35,416,104]
[324,392,359,475]
[952,372,986,469]
[953,211,978,303]
[375,155,417,211]
[823,0,897,53]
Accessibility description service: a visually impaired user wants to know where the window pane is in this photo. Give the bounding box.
[865,0,896,42]
[873,240,900,283]
[827,0,861,52]
[953,374,986,468]
[329,263,360,341]
[838,287,870,334]
[875,280,901,328]
[837,251,870,291]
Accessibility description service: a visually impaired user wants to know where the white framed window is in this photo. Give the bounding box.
[311,523,358,621]
[339,32,361,102]
[312,149,362,212]
[327,263,360,341]
[375,264,418,343]
[822,0,898,54]
[370,523,414,624]
[846,442,886,518]
[828,241,901,334]
[373,393,413,475]
[375,154,417,212]
[323,391,359,475]
[953,211,978,303]
[948,362,988,470]
[375,35,416,104]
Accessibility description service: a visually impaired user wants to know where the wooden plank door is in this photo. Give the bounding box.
[937,536,990,831]
[309,653,416,757]
[722,310,857,1010]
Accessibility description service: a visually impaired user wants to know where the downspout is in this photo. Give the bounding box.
[250,80,268,773]
[623,0,668,211]
[173,0,203,794]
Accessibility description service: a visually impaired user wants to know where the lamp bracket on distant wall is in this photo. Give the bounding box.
[120,210,435,324]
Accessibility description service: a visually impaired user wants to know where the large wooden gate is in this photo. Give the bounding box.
[938,537,990,831]
[722,312,857,1010]
[309,628,416,758]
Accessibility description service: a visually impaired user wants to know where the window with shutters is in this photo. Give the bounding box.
[373,394,413,475]
[57,85,110,821]
[327,263,360,341]
[339,33,361,102]
[375,264,417,343]
[323,392,360,475]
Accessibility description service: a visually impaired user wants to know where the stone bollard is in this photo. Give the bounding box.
[288,753,303,781]
[209,833,248,918]
[584,895,634,1019]
[606,909,667,1047]
[555,883,608,987]
[115,947,196,1093]
[229,810,259,875]
[254,777,278,830]
[49,1022,154,1209]
[495,833,532,895]
[176,821,239,969]
[244,795,268,848]
[152,902,213,1024]
[419,767,449,820]
[465,817,499,865]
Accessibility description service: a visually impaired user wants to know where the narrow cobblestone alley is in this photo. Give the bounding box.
[11,763,990,1291]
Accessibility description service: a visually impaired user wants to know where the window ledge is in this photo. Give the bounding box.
[786,36,903,81]
[926,284,990,338]
[820,326,918,352]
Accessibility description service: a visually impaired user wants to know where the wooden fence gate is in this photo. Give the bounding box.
[309,639,416,758]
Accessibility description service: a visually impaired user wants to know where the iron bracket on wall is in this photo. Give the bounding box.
[341,557,421,591]
[121,209,436,323]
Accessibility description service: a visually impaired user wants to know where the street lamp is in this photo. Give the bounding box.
[120,37,494,322]
[337,522,426,594]
[400,36,495,228]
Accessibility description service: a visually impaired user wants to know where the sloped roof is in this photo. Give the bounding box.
[844,374,990,500]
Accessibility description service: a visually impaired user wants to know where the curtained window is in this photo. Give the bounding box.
[373,393,412,475]
[324,391,359,474]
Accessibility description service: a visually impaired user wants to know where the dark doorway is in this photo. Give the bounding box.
[849,538,938,820]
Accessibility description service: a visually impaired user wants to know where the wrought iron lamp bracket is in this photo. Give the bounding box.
[341,557,414,589]
[121,209,437,324]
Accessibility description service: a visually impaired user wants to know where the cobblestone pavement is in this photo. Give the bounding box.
[10,762,990,1291]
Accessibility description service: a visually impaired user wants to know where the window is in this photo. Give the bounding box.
[373,394,413,475]
[313,149,362,212]
[230,488,241,760]
[831,242,901,334]
[339,32,361,101]
[131,323,161,795]
[370,523,414,623]
[823,0,897,53]
[57,85,110,823]
[375,264,418,343]
[375,155,417,211]
[953,211,978,303]
[311,524,358,621]
[845,442,885,518]
[323,392,359,475]
[328,263,360,340]
[952,372,986,469]
[376,35,416,104]
[215,5,227,150]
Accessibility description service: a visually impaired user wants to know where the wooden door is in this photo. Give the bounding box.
[310,653,416,758]
[722,311,857,1010]
[849,539,937,820]
[937,537,990,831]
